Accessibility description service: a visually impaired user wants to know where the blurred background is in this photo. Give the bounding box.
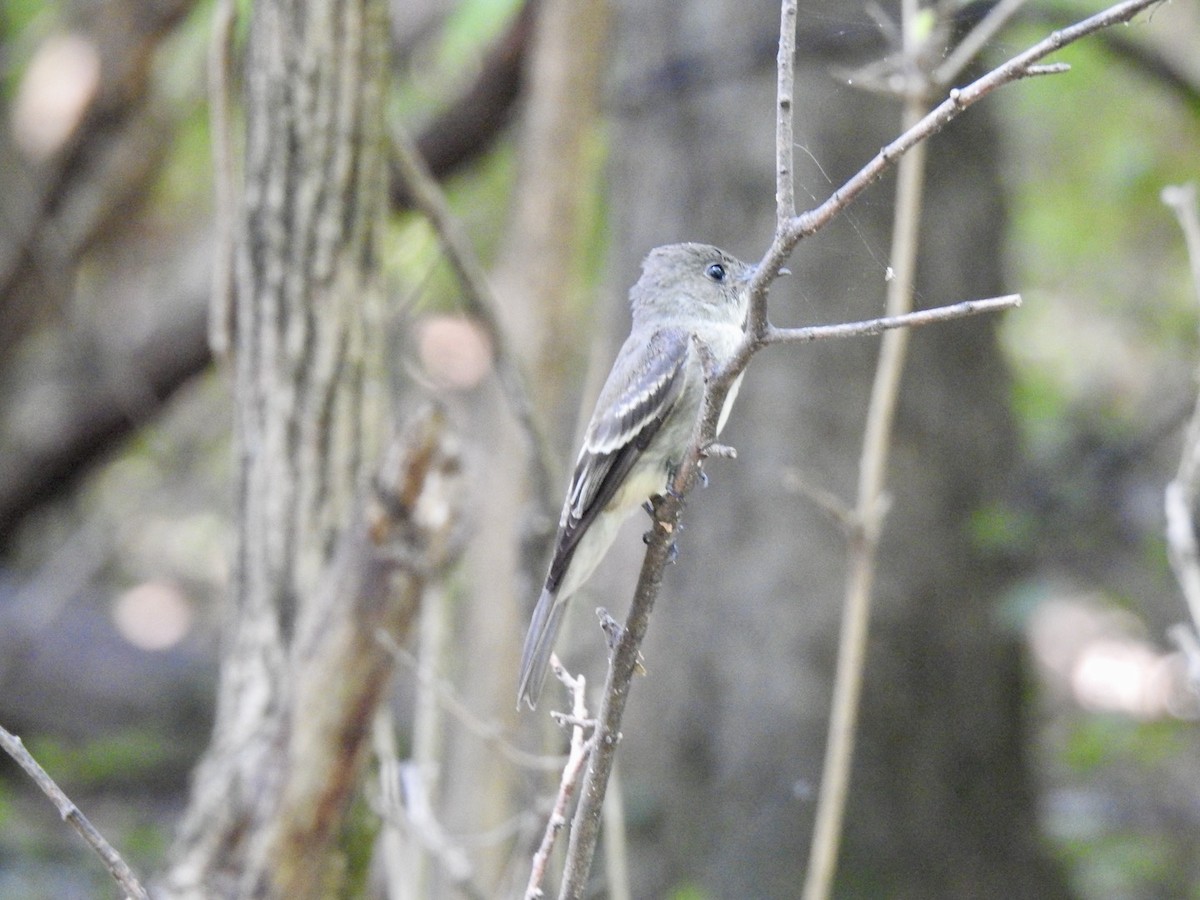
[0,0,1198,896]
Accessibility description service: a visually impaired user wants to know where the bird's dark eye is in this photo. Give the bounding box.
[705,262,727,283]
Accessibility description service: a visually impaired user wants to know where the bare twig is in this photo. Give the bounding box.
[551,0,1168,896]
[0,724,149,900]
[527,658,593,900]
[1163,184,1200,300]
[766,294,1021,344]
[771,0,1166,270]
[1163,182,1200,684]
[372,711,409,900]
[774,0,798,225]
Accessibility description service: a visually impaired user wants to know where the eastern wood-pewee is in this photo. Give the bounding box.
[517,242,753,709]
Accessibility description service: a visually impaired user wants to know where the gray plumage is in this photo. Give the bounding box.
[517,243,754,709]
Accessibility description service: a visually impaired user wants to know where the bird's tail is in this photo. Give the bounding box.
[517,586,566,710]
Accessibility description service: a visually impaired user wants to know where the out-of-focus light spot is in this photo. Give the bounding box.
[113,581,194,651]
[417,315,493,390]
[12,33,102,160]
[1029,594,1199,720]
[1071,639,1178,719]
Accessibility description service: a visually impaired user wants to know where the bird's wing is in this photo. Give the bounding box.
[544,328,692,594]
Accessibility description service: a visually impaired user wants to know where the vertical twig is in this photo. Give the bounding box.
[0,725,149,900]
[801,76,929,900]
[775,0,798,225]
[373,709,412,900]
[408,583,451,897]
[207,0,238,359]
[1162,183,1200,681]
[526,659,593,900]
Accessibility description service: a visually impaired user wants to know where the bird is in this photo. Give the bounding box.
[517,242,754,709]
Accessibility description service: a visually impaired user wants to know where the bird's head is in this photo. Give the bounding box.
[630,242,754,328]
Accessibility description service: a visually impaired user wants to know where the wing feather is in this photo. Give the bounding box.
[544,329,691,593]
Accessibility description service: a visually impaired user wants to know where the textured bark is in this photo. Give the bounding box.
[564,1,1074,897]
[162,0,395,894]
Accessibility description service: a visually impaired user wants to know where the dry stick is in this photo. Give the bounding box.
[802,0,929,887]
[526,659,594,900]
[0,725,149,900]
[550,0,1168,896]
[1162,183,1200,682]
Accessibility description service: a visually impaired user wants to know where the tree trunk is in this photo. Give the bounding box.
[162,0,395,894]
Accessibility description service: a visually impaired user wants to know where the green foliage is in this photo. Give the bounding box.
[1056,827,1179,900]
[1062,714,1190,773]
[385,141,517,314]
[968,500,1039,556]
[999,22,1200,454]
[338,794,382,900]
[0,779,11,830]
[437,0,524,67]
[25,731,174,788]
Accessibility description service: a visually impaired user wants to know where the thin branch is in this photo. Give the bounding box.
[803,0,930,883]
[1023,62,1073,78]
[527,659,593,900]
[390,124,558,529]
[550,0,1167,895]
[248,408,466,897]
[765,294,1021,344]
[778,0,1167,255]
[1163,184,1200,306]
[0,724,149,900]
[775,0,798,224]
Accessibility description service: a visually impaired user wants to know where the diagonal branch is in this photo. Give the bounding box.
[391,125,558,527]
[0,724,149,900]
